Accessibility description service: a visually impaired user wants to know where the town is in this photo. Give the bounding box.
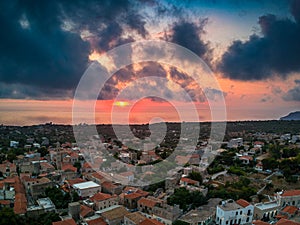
[0,120,299,225]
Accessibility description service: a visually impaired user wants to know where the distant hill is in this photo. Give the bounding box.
[280,111,300,120]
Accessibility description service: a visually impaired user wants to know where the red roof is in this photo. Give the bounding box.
[138,197,159,208]
[281,190,300,197]
[83,162,92,169]
[80,204,94,218]
[252,220,270,225]
[239,155,253,161]
[124,192,143,200]
[62,163,77,172]
[52,218,77,225]
[102,181,117,189]
[180,177,199,185]
[276,218,300,225]
[236,199,250,208]
[91,172,106,180]
[87,217,107,225]
[14,193,27,214]
[140,218,164,225]
[282,205,298,215]
[0,200,10,205]
[67,178,85,186]
[90,192,113,201]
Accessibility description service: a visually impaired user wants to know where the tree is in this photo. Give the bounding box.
[262,158,278,171]
[0,207,25,225]
[45,187,71,209]
[37,146,49,157]
[187,171,203,184]
[73,161,81,173]
[167,188,207,212]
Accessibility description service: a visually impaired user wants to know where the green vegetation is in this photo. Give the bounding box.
[167,187,207,211]
[208,177,257,201]
[187,171,203,184]
[45,186,72,209]
[0,207,61,225]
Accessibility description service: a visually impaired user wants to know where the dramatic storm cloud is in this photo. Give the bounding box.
[0,0,147,98]
[166,19,212,63]
[99,62,211,102]
[218,0,300,80]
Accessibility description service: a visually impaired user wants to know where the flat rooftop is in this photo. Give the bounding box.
[72,181,100,190]
[218,201,243,211]
[255,202,279,210]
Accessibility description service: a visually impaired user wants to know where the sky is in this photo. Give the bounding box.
[0,0,300,125]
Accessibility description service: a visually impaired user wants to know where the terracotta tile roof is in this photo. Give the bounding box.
[125,212,146,224]
[80,204,94,218]
[52,218,77,225]
[86,217,107,225]
[101,206,129,221]
[276,218,300,225]
[180,177,199,185]
[140,218,164,225]
[67,178,86,186]
[281,190,300,197]
[83,162,92,169]
[0,200,11,205]
[40,162,55,170]
[90,192,112,201]
[136,189,149,197]
[252,220,270,225]
[239,155,253,161]
[62,163,77,172]
[91,172,106,180]
[236,199,250,208]
[138,197,159,208]
[14,193,27,214]
[282,205,298,215]
[124,192,143,200]
[102,181,117,189]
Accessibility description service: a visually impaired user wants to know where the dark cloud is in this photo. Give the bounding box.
[283,80,300,101]
[99,62,210,103]
[218,0,300,80]
[0,0,148,99]
[166,19,212,62]
[0,1,90,91]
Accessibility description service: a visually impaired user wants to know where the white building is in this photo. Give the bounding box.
[276,190,300,208]
[216,199,254,225]
[227,138,243,148]
[72,181,101,198]
[10,141,19,148]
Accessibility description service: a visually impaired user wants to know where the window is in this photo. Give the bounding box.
[236,211,238,215]
[246,217,249,222]
[226,221,228,225]
[240,211,242,215]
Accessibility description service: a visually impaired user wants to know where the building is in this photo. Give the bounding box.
[26,177,53,200]
[72,181,101,198]
[100,205,130,225]
[124,212,147,225]
[69,202,81,221]
[254,201,279,220]
[52,218,77,225]
[27,197,56,217]
[276,190,300,208]
[90,192,118,210]
[216,199,254,225]
[178,198,221,225]
[140,218,165,225]
[227,138,243,148]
